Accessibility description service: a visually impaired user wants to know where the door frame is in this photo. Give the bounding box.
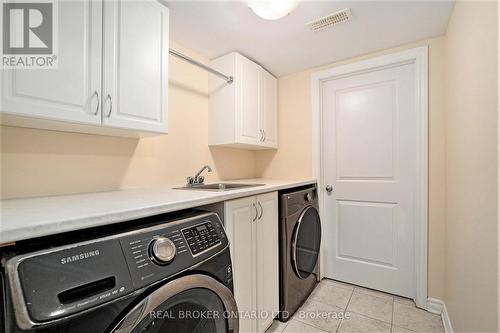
[311,46,428,309]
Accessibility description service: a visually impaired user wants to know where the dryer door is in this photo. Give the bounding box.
[291,206,322,279]
[111,274,238,333]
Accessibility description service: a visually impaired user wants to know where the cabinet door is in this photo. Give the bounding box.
[224,196,257,333]
[1,0,102,125]
[236,55,261,145]
[256,192,279,332]
[102,0,168,133]
[260,70,278,148]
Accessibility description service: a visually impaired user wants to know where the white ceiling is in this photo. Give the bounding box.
[166,1,454,76]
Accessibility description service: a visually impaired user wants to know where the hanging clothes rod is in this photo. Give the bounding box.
[169,48,234,84]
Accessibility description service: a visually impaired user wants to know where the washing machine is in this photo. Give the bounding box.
[278,185,322,321]
[1,212,238,333]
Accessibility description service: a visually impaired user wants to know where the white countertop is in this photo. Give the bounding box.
[0,179,316,244]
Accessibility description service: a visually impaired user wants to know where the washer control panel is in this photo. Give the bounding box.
[150,237,177,264]
[120,213,228,289]
[182,221,221,256]
[7,212,229,326]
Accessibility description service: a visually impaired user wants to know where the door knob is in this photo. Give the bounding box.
[325,185,333,193]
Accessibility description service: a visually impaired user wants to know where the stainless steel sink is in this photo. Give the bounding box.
[173,183,265,191]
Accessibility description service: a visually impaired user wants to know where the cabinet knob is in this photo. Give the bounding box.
[325,185,333,193]
[92,91,99,115]
[252,203,258,221]
[105,94,112,117]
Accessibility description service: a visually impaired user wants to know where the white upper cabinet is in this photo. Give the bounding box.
[260,69,278,148]
[237,56,261,144]
[1,0,102,126]
[102,0,168,133]
[209,52,278,149]
[1,0,169,137]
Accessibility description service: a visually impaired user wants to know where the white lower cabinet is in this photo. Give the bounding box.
[255,193,280,333]
[224,192,279,333]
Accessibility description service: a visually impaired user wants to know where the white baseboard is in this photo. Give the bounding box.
[427,298,453,333]
[441,302,454,333]
[427,297,444,314]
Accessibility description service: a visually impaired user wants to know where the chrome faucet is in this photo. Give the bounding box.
[187,165,212,186]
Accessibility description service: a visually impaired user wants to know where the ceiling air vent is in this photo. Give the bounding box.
[307,8,353,31]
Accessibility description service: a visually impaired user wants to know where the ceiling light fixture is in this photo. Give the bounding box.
[248,0,299,20]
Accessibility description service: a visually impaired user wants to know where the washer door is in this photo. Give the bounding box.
[111,274,238,333]
[291,206,322,279]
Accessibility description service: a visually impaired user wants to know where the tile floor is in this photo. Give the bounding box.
[266,279,444,333]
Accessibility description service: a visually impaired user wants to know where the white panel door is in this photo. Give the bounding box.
[2,0,102,125]
[224,196,256,333]
[102,0,168,133]
[260,70,278,148]
[322,63,416,297]
[236,56,261,145]
[255,192,278,333]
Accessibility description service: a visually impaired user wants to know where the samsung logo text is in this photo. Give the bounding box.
[61,250,100,265]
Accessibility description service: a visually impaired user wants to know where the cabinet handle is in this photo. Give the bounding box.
[252,203,258,222]
[259,130,263,142]
[92,91,99,115]
[105,94,112,117]
[263,130,266,142]
[258,202,263,220]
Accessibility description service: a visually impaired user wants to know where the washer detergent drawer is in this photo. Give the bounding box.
[9,239,133,324]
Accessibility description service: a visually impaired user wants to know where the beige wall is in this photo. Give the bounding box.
[0,43,256,199]
[444,1,498,331]
[1,6,498,328]
[255,37,448,300]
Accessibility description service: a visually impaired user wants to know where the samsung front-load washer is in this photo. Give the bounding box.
[278,185,321,321]
[2,212,238,333]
